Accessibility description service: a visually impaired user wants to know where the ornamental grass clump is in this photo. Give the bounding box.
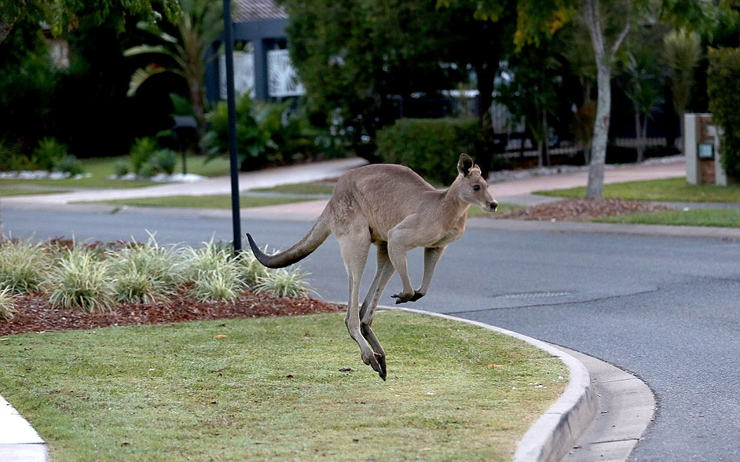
[236,248,271,286]
[0,287,17,320]
[108,236,183,303]
[183,240,246,301]
[254,267,315,298]
[0,239,50,294]
[47,247,114,312]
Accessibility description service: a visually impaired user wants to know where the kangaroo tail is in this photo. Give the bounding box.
[246,214,331,269]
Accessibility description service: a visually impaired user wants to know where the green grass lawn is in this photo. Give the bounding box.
[0,186,70,197]
[251,181,336,195]
[536,177,740,203]
[536,177,740,228]
[82,194,324,209]
[0,311,567,462]
[595,208,740,227]
[0,155,232,192]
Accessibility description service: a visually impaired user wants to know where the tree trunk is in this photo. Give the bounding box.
[640,112,648,162]
[586,55,611,198]
[634,103,645,163]
[584,0,630,199]
[188,76,208,155]
[543,110,550,167]
[474,60,498,177]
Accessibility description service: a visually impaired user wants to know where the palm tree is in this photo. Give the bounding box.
[620,51,664,162]
[662,29,702,148]
[124,0,224,143]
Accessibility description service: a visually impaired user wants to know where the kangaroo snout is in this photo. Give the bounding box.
[490,201,498,212]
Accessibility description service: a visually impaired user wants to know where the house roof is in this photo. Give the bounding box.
[234,0,288,22]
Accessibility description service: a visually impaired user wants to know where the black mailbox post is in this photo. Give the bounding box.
[172,115,198,175]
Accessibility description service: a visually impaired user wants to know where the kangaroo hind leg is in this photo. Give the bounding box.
[359,242,395,380]
[337,228,383,378]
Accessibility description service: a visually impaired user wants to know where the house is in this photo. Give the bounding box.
[206,0,304,103]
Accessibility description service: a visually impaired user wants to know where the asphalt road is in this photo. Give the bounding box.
[3,206,740,461]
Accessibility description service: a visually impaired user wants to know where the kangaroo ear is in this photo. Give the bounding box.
[457,153,474,176]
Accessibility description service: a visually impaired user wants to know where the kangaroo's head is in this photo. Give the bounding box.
[455,153,498,212]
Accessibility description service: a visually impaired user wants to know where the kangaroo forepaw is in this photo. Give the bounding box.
[409,291,425,302]
[392,291,424,304]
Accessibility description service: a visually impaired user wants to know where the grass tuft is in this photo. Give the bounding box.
[108,236,183,303]
[255,267,316,298]
[236,249,271,286]
[47,247,115,312]
[0,238,50,293]
[0,286,17,320]
[182,240,246,301]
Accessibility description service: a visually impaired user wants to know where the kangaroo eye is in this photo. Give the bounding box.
[473,185,481,191]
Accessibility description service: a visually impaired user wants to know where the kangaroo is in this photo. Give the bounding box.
[247,153,497,380]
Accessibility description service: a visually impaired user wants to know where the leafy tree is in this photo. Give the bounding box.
[280,0,513,162]
[124,0,223,146]
[0,17,57,147]
[707,47,740,181]
[463,0,728,198]
[0,0,179,44]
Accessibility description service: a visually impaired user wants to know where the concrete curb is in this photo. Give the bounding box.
[559,347,656,461]
[387,307,597,462]
[0,396,47,462]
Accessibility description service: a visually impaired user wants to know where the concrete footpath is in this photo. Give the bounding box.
[2,156,721,461]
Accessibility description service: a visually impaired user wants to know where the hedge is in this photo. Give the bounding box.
[707,47,740,181]
[376,118,480,185]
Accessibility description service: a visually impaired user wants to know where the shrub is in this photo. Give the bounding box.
[376,118,480,185]
[202,94,276,171]
[191,270,244,301]
[182,240,246,301]
[254,268,315,298]
[108,237,183,303]
[202,94,324,171]
[236,250,271,287]
[149,149,177,175]
[129,137,159,175]
[707,47,740,181]
[33,137,68,171]
[0,141,23,172]
[0,239,50,294]
[47,248,115,312]
[113,159,130,177]
[53,154,85,176]
[0,287,17,321]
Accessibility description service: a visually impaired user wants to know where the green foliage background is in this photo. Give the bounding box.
[376,118,480,185]
[707,47,740,181]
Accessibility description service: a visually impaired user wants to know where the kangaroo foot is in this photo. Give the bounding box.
[362,351,387,380]
[377,353,387,381]
[392,291,423,304]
